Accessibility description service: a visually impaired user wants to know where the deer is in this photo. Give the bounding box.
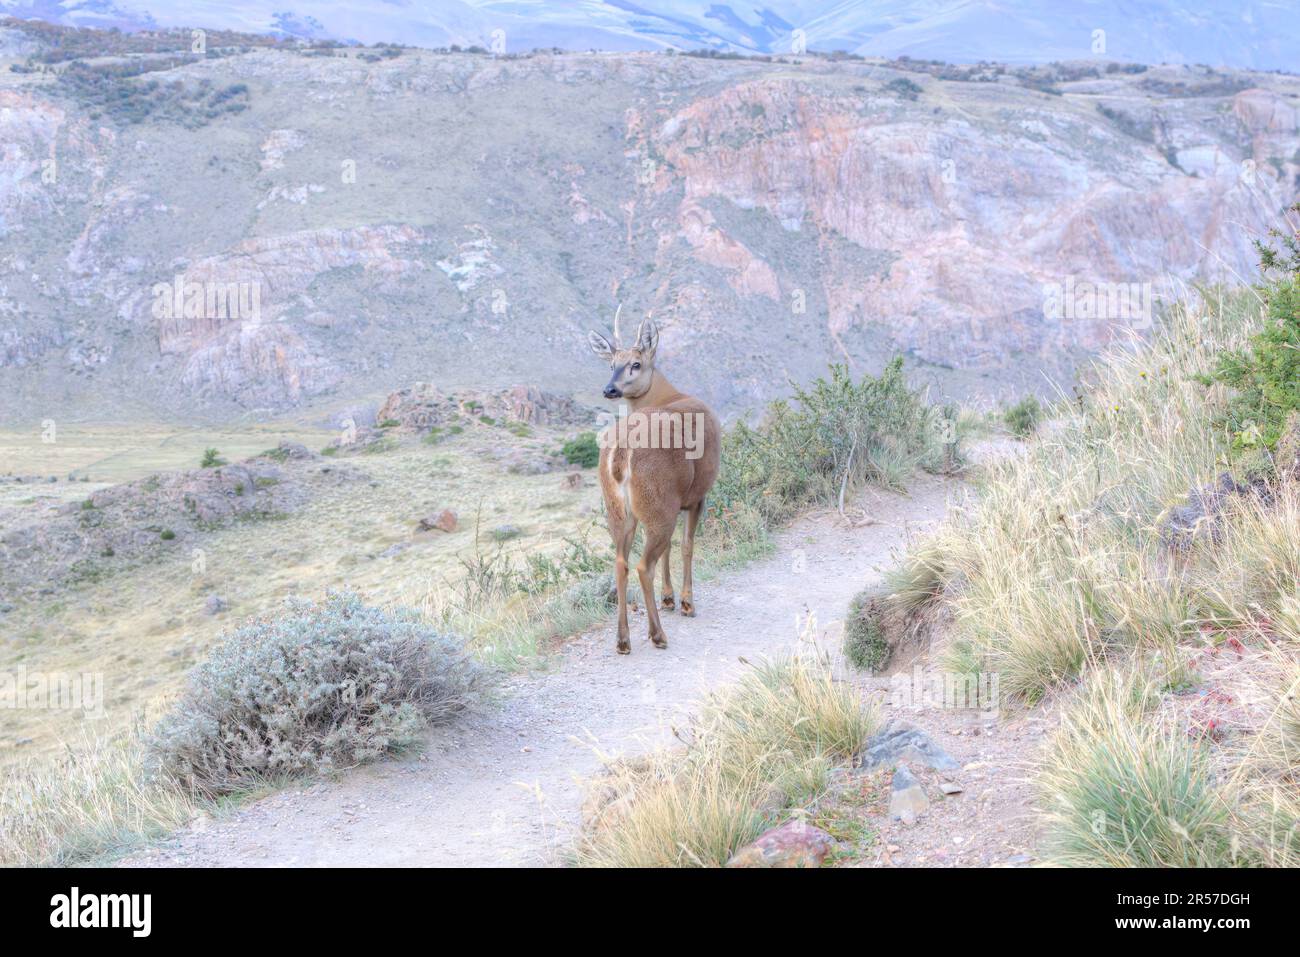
[587,310,720,654]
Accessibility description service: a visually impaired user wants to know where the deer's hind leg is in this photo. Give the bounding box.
[679,500,704,617]
[659,514,677,611]
[636,524,674,649]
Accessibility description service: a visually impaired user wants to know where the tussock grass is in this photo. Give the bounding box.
[573,653,876,867]
[0,721,200,867]
[1039,666,1237,867]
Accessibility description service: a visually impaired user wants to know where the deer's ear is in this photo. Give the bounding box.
[588,330,614,361]
[636,318,659,359]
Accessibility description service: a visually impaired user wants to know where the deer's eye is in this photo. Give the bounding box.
[631,362,641,371]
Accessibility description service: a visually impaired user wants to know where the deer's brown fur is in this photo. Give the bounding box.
[588,317,720,654]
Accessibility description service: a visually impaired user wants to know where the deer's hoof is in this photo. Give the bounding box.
[617,640,631,655]
[679,599,695,617]
[651,634,669,649]
[661,594,676,610]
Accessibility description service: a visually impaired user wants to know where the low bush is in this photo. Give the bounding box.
[1210,206,1300,454]
[1003,395,1043,438]
[151,592,482,796]
[561,432,601,468]
[843,590,891,672]
[710,359,956,530]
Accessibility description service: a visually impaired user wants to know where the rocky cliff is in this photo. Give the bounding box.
[0,35,1297,422]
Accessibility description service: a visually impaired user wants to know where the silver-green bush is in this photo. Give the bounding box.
[151,591,482,796]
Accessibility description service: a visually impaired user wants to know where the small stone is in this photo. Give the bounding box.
[725,819,835,868]
[419,509,458,533]
[939,781,963,795]
[889,766,930,823]
[203,594,228,616]
[491,524,523,542]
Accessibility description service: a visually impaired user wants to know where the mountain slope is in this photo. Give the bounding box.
[1,31,1298,423]
[5,1,1300,70]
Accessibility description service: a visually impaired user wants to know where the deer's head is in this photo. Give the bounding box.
[588,309,658,400]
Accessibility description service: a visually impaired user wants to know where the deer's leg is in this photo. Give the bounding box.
[613,518,637,654]
[637,525,674,649]
[679,501,704,617]
[660,514,676,610]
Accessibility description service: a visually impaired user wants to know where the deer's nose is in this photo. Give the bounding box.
[603,384,621,399]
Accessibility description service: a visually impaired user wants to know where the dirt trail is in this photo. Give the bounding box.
[124,467,1039,867]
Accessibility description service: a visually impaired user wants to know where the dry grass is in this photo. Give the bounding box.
[572,651,877,867]
[897,291,1260,697]
[0,719,202,867]
[1038,665,1237,867]
[889,288,1300,866]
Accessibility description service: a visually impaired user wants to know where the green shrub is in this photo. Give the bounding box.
[886,77,922,100]
[843,592,890,671]
[159,529,175,541]
[150,592,482,796]
[1004,395,1043,438]
[1210,206,1300,453]
[561,432,601,469]
[200,448,224,468]
[710,359,952,528]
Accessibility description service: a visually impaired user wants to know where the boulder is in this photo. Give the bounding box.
[725,820,835,868]
[418,509,458,533]
[1158,471,1273,550]
[861,720,960,771]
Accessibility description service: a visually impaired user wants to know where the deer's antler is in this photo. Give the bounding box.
[612,302,624,348]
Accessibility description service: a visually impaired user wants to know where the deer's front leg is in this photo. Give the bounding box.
[614,549,631,654]
[612,519,637,654]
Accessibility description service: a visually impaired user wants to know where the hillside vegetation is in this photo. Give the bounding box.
[880,219,1300,866]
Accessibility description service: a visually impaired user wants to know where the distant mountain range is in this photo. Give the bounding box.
[3,0,1298,70]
